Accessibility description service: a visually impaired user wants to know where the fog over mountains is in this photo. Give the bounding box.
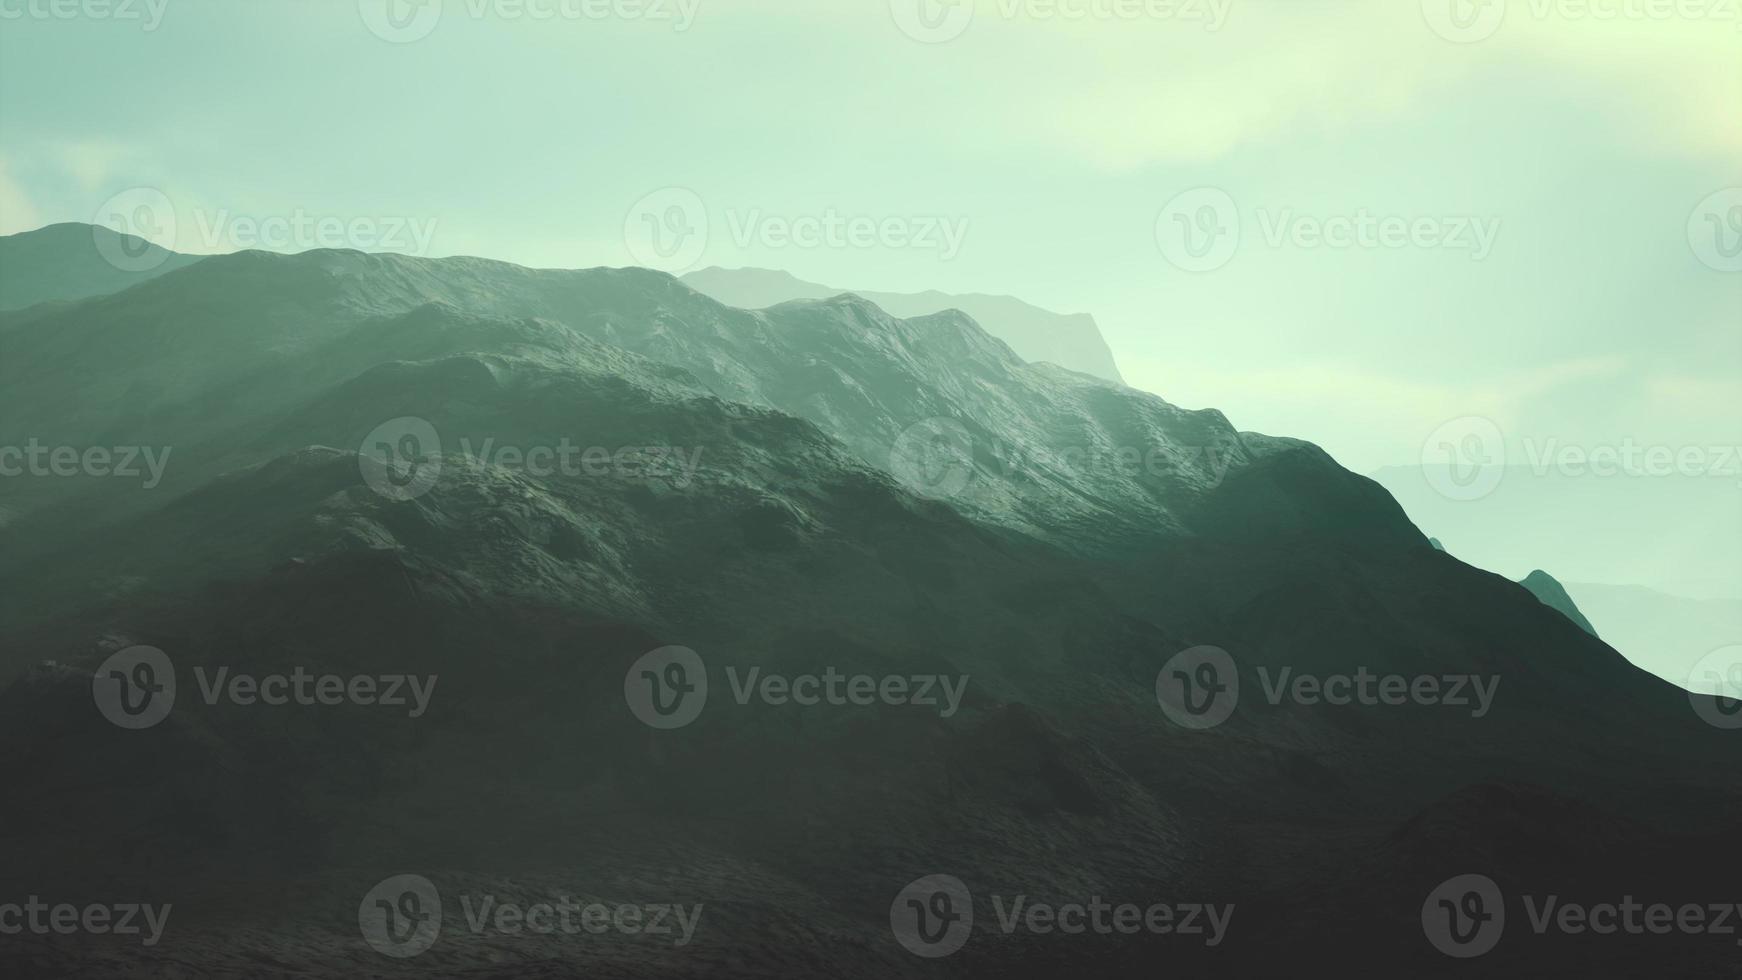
[681,266,1126,385]
[0,226,1736,978]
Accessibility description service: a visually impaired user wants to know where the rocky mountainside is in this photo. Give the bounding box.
[682,265,1126,385]
[0,229,1735,978]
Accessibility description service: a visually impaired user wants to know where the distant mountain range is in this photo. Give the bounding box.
[1,226,1734,977]
[681,265,1126,384]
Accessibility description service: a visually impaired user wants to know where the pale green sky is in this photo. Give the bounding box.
[1,0,1737,476]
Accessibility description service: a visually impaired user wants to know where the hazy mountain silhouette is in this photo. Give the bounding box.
[1518,570,1598,636]
[682,265,1125,384]
[1372,464,1742,600]
[0,222,203,311]
[1,227,1734,978]
[1564,582,1742,688]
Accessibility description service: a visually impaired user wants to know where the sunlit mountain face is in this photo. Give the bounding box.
[1,4,1737,978]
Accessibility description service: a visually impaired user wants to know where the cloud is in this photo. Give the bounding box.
[0,157,43,235]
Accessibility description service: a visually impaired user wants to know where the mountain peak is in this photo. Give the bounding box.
[1519,569,1600,637]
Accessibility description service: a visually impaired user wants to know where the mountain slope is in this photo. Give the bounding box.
[0,233,1733,978]
[1519,569,1599,636]
[682,265,1126,384]
[0,222,203,311]
[0,241,1419,557]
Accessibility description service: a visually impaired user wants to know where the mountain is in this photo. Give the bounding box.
[0,221,203,311]
[1,228,1735,978]
[0,246,1413,559]
[1565,582,1742,688]
[1371,463,1742,600]
[1518,569,1598,636]
[681,265,1126,384]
